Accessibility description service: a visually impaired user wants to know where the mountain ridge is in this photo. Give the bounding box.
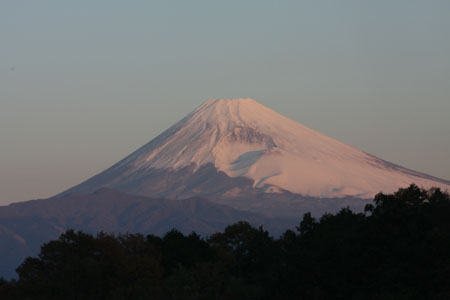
[0,188,296,278]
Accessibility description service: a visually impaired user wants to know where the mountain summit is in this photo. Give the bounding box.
[63,98,450,216]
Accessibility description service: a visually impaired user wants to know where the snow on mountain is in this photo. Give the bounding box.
[62,98,450,214]
[92,98,448,198]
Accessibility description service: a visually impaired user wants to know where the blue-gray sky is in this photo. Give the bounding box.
[1,0,449,204]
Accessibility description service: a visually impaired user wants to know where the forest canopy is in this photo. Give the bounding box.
[1,184,450,300]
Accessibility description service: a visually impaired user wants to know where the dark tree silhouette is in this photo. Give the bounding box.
[1,184,450,300]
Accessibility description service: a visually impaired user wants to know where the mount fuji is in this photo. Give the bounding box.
[62,98,450,216]
[1,98,450,278]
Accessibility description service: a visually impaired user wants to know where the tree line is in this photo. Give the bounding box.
[1,184,450,299]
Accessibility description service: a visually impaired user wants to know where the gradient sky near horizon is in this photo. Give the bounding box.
[1,1,449,205]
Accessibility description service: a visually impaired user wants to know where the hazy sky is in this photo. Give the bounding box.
[1,1,449,205]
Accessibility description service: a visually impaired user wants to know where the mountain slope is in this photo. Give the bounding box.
[62,98,450,214]
[0,188,295,278]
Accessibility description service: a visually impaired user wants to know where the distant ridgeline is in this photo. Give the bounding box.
[1,185,450,300]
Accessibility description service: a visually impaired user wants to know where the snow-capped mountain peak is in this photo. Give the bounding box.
[64,98,450,206]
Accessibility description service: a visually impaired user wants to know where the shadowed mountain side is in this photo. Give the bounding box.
[61,163,371,217]
[0,188,297,278]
